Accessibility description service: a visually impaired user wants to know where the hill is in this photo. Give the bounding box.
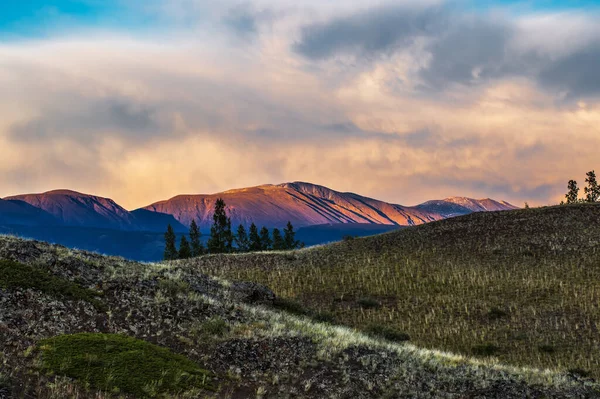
[2,190,186,234]
[0,232,597,398]
[141,181,517,230]
[6,190,136,230]
[0,199,57,226]
[190,204,600,379]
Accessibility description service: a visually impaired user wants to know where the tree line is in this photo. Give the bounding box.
[164,198,303,260]
[563,170,600,204]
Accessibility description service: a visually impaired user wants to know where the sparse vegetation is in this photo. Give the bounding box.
[194,204,600,377]
[38,333,214,397]
[0,259,105,311]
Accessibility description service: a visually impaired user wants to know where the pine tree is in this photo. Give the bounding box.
[189,219,204,257]
[565,180,580,204]
[248,223,262,252]
[272,228,285,251]
[283,221,302,250]
[225,218,234,253]
[260,227,272,251]
[163,224,178,260]
[235,224,250,252]
[178,235,192,259]
[207,198,233,254]
[584,170,600,202]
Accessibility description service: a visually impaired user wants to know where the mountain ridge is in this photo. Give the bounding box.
[141,181,518,230]
[1,182,517,232]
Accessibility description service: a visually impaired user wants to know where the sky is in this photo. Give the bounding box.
[0,0,599,209]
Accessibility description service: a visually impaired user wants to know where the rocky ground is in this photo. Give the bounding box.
[0,236,598,398]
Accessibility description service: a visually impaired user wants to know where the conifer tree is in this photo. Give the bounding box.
[283,221,302,250]
[178,235,192,259]
[225,218,234,253]
[584,170,600,202]
[235,224,250,252]
[272,228,285,251]
[248,223,262,252]
[207,198,233,254]
[260,226,272,251]
[565,180,580,204]
[163,224,178,260]
[189,219,204,257]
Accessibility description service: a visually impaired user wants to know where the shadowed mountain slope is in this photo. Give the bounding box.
[6,190,135,230]
[0,199,58,226]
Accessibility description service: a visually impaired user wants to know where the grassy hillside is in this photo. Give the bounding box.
[0,229,598,397]
[190,204,600,378]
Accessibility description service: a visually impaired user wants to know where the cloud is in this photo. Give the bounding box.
[10,96,167,142]
[538,43,600,100]
[222,3,276,39]
[293,4,447,60]
[293,4,600,99]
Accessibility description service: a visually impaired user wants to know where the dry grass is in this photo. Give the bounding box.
[190,204,600,377]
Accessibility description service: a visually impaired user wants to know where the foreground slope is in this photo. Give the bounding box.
[0,236,596,398]
[142,181,517,230]
[192,204,600,379]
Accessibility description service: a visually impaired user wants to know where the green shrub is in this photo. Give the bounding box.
[0,259,105,311]
[357,297,381,309]
[472,343,501,357]
[366,324,410,343]
[39,333,214,397]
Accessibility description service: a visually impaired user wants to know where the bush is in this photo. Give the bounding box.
[366,324,410,343]
[357,297,381,309]
[0,259,105,311]
[472,343,501,357]
[39,333,214,397]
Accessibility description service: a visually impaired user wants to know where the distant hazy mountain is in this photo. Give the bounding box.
[296,223,404,247]
[0,198,57,226]
[130,209,187,233]
[6,190,136,230]
[141,182,517,230]
[4,190,184,232]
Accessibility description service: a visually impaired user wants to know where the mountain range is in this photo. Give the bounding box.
[0,182,517,260]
